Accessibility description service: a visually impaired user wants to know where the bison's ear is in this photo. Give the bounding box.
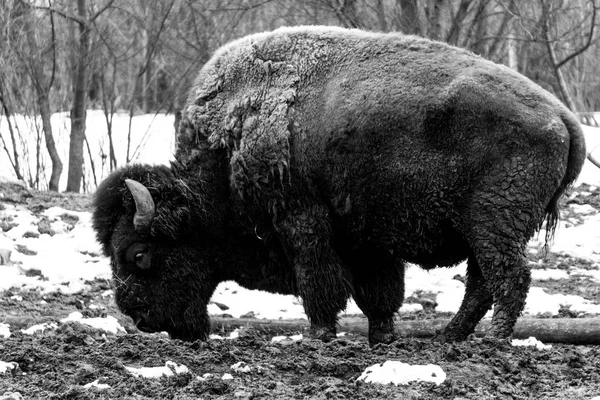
[125,179,156,232]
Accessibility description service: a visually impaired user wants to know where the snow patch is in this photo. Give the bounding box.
[210,281,306,320]
[0,361,18,374]
[531,269,570,281]
[61,312,126,335]
[83,379,111,390]
[0,323,11,338]
[125,361,189,379]
[231,362,252,373]
[357,361,446,386]
[569,204,597,215]
[271,334,303,343]
[209,329,240,340]
[570,268,600,283]
[512,336,552,350]
[524,287,600,316]
[21,322,58,335]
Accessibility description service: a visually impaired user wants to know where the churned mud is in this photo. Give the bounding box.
[2,181,600,399]
[2,288,600,400]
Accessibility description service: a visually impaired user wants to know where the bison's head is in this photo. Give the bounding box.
[92,164,226,341]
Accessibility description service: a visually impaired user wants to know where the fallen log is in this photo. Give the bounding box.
[211,316,600,345]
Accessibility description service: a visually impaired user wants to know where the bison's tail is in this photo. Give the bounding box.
[544,111,587,245]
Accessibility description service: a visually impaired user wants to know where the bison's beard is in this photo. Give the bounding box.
[166,308,211,341]
[115,288,212,341]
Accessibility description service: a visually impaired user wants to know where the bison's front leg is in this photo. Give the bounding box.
[277,204,353,341]
[350,247,404,345]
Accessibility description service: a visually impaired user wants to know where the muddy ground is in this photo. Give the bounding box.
[1,181,600,399]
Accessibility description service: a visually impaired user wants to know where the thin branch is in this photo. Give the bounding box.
[556,0,597,69]
[18,0,115,25]
[138,0,176,77]
[88,0,116,23]
[204,0,277,13]
[48,0,57,89]
[588,153,600,169]
[18,0,85,24]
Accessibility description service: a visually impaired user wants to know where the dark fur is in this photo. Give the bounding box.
[93,26,586,344]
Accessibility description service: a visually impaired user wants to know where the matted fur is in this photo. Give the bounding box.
[94,26,586,344]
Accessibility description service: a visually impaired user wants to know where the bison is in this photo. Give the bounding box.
[92,26,586,345]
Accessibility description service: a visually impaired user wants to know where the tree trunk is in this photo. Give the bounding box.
[39,93,62,191]
[140,27,150,114]
[212,316,600,345]
[445,0,471,45]
[375,0,388,31]
[397,0,419,34]
[541,1,578,112]
[331,0,361,28]
[426,0,447,41]
[486,0,516,61]
[66,0,90,192]
[22,4,62,191]
[0,86,23,182]
[100,57,118,172]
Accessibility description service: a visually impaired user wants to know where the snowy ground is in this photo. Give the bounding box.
[1,115,600,387]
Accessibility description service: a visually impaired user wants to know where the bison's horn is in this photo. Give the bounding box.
[125,179,156,231]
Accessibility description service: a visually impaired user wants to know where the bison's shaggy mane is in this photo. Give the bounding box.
[92,164,211,256]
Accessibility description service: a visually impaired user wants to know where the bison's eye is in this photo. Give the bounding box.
[134,252,149,269]
[126,244,151,271]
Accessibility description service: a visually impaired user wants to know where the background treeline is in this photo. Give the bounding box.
[0,0,598,192]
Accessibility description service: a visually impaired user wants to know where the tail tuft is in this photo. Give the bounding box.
[543,112,586,249]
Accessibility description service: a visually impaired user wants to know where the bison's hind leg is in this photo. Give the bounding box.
[436,257,493,342]
[460,161,548,339]
[350,248,404,345]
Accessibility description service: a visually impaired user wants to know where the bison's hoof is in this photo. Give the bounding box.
[480,335,512,349]
[432,330,470,343]
[369,330,399,346]
[308,326,337,342]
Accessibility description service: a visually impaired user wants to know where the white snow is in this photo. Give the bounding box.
[570,268,600,283]
[0,111,175,192]
[21,322,58,335]
[83,380,111,390]
[0,324,11,338]
[531,269,570,281]
[0,203,111,295]
[271,334,303,343]
[60,312,126,335]
[209,329,241,340]
[357,361,446,386]
[511,336,552,350]
[231,361,252,373]
[0,361,18,374]
[527,285,600,316]
[533,214,600,263]
[578,125,600,187]
[209,281,307,320]
[125,361,189,379]
[197,373,214,381]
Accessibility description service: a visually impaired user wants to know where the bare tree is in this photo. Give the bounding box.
[31,0,115,192]
[0,82,23,181]
[18,1,63,191]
